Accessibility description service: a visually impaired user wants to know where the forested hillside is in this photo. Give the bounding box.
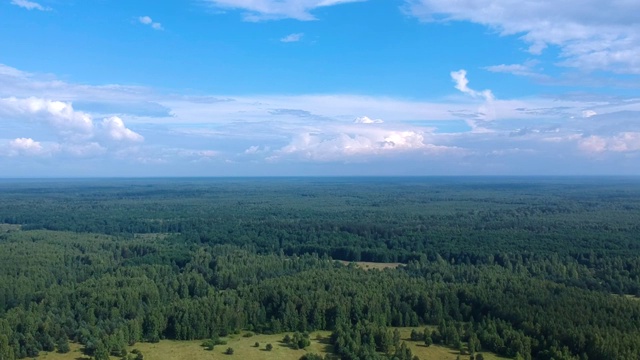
[1,178,639,360]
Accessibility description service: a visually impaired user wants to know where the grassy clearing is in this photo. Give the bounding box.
[37,332,333,360]
[337,260,403,270]
[396,328,509,360]
[34,343,87,360]
[37,329,508,360]
[129,332,334,360]
[0,223,20,232]
[133,233,170,240]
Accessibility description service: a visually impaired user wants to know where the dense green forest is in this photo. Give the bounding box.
[1,177,640,360]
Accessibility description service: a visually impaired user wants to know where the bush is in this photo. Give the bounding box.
[202,339,216,351]
[300,354,323,360]
[225,347,234,355]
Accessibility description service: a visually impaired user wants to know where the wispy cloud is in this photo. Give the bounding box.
[354,116,383,124]
[405,0,640,74]
[10,0,50,11]
[485,60,540,77]
[280,33,304,42]
[205,0,366,21]
[139,16,163,30]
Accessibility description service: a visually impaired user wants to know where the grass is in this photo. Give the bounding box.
[36,329,509,360]
[37,332,333,360]
[396,328,509,360]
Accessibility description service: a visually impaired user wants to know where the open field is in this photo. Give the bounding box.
[337,260,403,270]
[36,329,508,360]
[37,332,333,360]
[0,223,20,232]
[396,328,508,360]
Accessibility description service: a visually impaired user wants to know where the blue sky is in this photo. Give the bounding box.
[1,0,639,176]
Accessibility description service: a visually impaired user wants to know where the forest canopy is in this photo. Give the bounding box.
[0,177,639,360]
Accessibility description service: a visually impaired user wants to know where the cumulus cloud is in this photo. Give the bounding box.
[100,116,144,142]
[0,97,143,142]
[271,125,460,162]
[205,0,365,21]
[10,0,50,11]
[354,116,383,124]
[6,138,45,156]
[0,96,144,159]
[139,16,163,30]
[579,132,640,154]
[405,0,640,74]
[280,33,304,42]
[0,97,93,135]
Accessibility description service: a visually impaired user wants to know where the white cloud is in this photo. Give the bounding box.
[354,116,383,124]
[579,132,640,154]
[280,33,304,42]
[3,63,640,173]
[7,138,45,156]
[205,0,365,21]
[10,0,50,11]
[244,145,270,154]
[0,64,152,103]
[139,16,163,30]
[1,137,68,158]
[450,69,494,101]
[0,96,144,161]
[0,64,30,78]
[485,60,540,77]
[405,0,640,74]
[139,16,153,24]
[271,125,461,162]
[62,142,107,157]
[450,70,496,130]
[0,97,93,135]
[100,116,144,142]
